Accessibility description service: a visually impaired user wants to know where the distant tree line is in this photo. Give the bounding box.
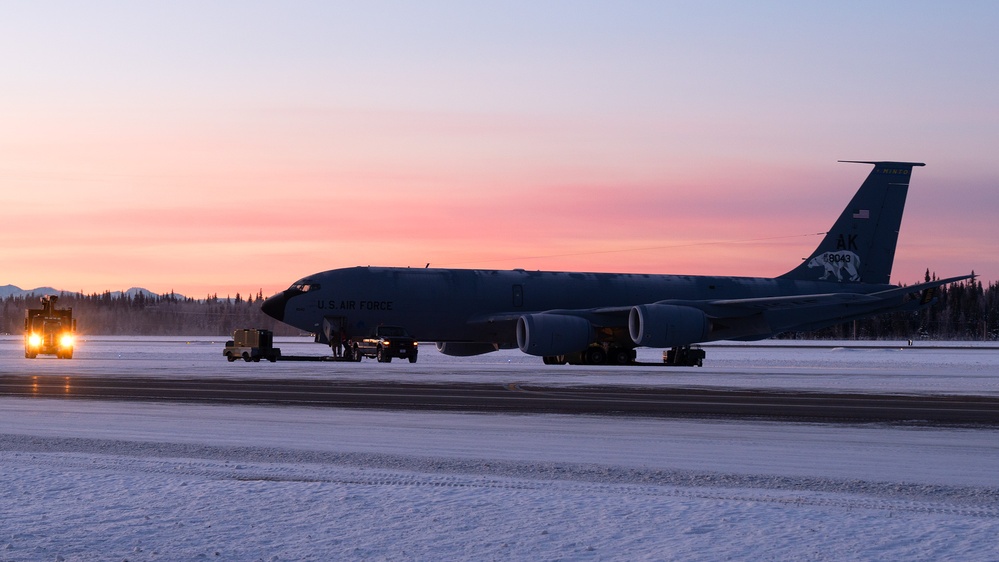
[1,290,298,337]
[2,273,997,340]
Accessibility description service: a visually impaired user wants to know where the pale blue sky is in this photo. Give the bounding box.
[2,1,996,294]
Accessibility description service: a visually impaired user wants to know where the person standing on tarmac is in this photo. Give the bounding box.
[340,329,350,359]
[331,329,342,358]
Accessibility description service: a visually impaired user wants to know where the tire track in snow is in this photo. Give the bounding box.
[7,444,998,521]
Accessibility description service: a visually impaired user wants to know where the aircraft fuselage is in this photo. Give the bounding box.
[263,266,893,345]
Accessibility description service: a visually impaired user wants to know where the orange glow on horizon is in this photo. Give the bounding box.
[2,152,991,298]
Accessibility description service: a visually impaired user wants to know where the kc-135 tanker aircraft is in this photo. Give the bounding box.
[262,161,971,365]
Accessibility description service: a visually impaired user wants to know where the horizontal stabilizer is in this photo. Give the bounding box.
[867,274,974,300]
[707,273,973,315]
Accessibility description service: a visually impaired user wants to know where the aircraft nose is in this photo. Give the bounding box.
[260,291,288,322]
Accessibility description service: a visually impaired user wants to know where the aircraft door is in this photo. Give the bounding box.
[321,316,346,346]
[512,284,524,307]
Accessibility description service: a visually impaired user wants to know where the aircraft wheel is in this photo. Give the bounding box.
[611,348,632,365]
[584,346,607,365]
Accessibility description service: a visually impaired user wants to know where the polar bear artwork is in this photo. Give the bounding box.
[808,251,861,282]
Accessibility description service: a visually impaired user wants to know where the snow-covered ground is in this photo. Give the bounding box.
[4,335,999,396]
[1,337,998,560]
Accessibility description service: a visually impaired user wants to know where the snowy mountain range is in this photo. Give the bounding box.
[0,285,167,300]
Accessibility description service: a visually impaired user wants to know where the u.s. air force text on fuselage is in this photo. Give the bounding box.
[317,299,395,312]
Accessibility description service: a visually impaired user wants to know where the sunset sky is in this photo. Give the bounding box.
[3,2,997,298]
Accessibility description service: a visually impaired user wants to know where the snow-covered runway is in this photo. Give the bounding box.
[1,337,998,560]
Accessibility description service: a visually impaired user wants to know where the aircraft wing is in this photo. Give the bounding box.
[469,273,974,352]
[472,274,972,325]
[703,292,879,314]
[470,308,624,326]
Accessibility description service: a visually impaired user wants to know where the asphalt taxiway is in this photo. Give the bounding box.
[3,374,998,424]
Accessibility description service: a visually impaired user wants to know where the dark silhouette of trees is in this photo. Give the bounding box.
[1,292,298,336]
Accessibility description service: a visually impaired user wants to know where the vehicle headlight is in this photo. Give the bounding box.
[383,340,391,346]
[60,334,74,348]
[28,334,42,347]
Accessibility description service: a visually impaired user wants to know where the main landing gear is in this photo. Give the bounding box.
[543,345,705,367]
[543,345,637,366]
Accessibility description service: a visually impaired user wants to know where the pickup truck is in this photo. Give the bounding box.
[353,325,418,363]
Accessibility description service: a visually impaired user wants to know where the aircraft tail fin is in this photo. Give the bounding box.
[779,161,924,285]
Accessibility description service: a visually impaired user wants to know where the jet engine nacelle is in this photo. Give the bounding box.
[516,313,593,357]
[435,342,499,356]
[629,304,709,348]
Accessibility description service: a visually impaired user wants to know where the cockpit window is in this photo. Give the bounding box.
[290,283,321,292]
